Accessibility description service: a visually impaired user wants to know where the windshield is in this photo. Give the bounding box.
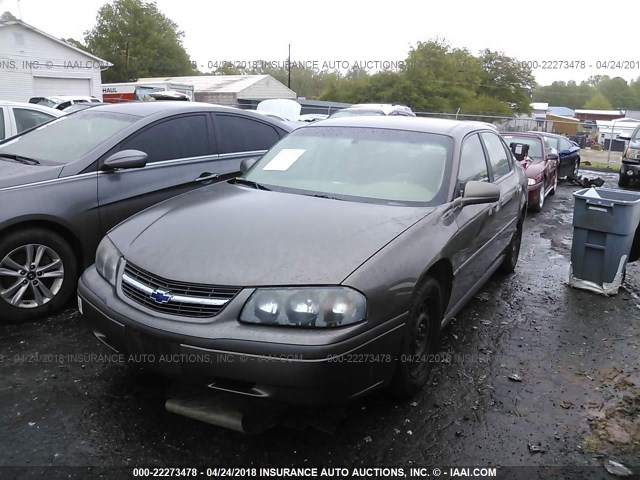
[541,135,559,150]
[502,135,544,159]
[0,110,140,164]
[632,126,640,142]
[245,126,453,205]
[330,109,385,118]
[33,98,57,109]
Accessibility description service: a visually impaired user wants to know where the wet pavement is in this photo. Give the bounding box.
[0,170,638,478]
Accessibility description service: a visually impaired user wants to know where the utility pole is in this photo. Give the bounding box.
[287,43,291,89]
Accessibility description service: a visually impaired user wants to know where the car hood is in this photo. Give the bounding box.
[0,160,63,189]
[518,158,545,177]
[109,182,434,286]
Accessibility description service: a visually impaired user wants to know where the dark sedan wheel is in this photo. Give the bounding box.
[0,229,77,322]
[573,158,580,177]
[390,277,442,398]
[530,179,545,212]
[499,213,524,274]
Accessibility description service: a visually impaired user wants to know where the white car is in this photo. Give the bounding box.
[0,101,62,141]
[28,95,101,110]
[330,103,416,118]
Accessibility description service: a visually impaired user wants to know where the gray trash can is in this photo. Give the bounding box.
[569,187,640,295]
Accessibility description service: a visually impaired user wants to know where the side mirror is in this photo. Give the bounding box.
[102,149,148,171]
[547,152,559,161]
[454,181,500,208]
[240,157,258,175]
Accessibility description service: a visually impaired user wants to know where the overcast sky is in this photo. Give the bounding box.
[3,0,640,86]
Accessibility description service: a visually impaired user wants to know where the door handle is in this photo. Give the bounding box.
[195,173,220,183]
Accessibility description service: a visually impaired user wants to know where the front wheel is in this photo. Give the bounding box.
[548,171,558,196]
[530,179,545,212]
[500,214,524,273]
[390,277,442,398]
[619,174,630,188]
[573,158,580,177]
[0,228,77,322]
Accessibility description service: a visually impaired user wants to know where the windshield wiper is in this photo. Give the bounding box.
[232,178,271,191]
[309,193,344,201]
[0,153,40,165]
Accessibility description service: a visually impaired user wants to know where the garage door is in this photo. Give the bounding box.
[33,77,91,96]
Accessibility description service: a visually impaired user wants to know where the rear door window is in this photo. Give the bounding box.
[215,114,281,154]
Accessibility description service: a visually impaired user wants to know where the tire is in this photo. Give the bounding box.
[0,228,77,322]
[390,277,442,398]
[618,174,630,188]
[548,171,558,196]
[500,213,524,274]
[530,179,545,212]
[573,158,580,177]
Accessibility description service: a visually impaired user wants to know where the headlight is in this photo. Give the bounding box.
[95,237,121,286]
[527,178,536,186]
[240,287,367,328]
[624,148,640,160]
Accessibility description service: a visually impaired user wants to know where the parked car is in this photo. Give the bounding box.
[529,131,580,178]
[78,117,527,407]
[501,132,560,212]
[0,101,62,141]
[618,125,640,187]
[0,102,291,322]
[298,114,329,122]
[330,104,416,118]
[28,95,101,110]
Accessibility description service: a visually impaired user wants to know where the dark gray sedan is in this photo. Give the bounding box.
[78,117,527,406]
[0,102,290,322]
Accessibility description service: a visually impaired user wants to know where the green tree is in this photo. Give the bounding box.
[477,49,534,113]
[583,92,613,109]
[84,0,195,82]
[597,76,636,109]
[62,38,87,50]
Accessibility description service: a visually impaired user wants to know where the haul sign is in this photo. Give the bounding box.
[102,85,137,103]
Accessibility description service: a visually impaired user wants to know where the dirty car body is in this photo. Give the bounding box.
[78,117,528,405]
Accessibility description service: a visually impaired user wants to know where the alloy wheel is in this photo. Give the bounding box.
[0,244,64,309]
[538,180,545,210]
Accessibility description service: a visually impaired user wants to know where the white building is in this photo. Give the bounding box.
[0,20,110,102]
[596,117,640,142]
[136,75,296,106]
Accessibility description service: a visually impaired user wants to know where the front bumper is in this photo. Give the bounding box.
[526,180,542,203]
[77,268,405,405]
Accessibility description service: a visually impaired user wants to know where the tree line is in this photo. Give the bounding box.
[5,0,640,114]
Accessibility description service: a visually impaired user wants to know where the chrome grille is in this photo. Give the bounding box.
[121,262,241,318]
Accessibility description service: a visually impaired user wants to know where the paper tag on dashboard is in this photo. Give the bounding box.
[262,149,305,171]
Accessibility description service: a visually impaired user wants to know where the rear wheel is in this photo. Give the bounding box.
[0,228,77,322]
[390,277,442,398]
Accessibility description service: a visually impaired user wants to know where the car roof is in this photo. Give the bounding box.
[84,101,294,130]
[0,101,63,115]
[304,116,496,136]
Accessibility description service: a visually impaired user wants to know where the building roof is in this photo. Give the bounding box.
[575,109,625,116]
[136,75,288,93]
[547,106,575,117]
[546,113,579,122]
[0,20,111,65]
